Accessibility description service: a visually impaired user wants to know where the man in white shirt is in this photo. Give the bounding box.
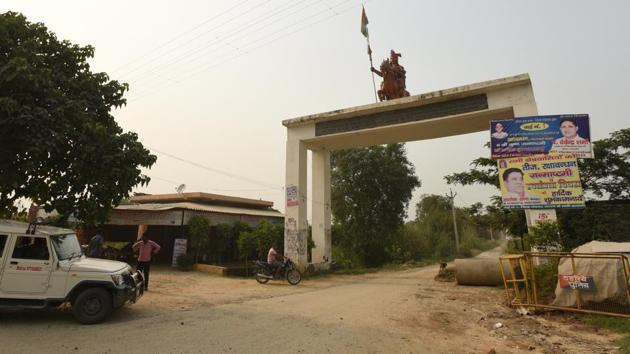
[551,118,589,148]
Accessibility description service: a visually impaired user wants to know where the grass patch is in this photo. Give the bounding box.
[585,315,630,332]
[618,336,630,354]
[585,315,630,353]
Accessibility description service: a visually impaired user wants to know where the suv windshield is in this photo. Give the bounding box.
[50,233,83,260]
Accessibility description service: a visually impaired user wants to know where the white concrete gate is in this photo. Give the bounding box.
[282,74,537,271]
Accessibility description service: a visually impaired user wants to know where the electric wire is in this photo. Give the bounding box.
[128,0,359,101]
[146,145,336,208]
[112,0,262,77]
[146,145,284,191]
[122,0,318,86]
[149,175,281,193]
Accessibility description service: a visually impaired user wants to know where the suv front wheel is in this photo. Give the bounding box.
[72,288,113,324]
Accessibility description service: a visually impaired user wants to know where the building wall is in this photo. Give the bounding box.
[104,209,283,264]
[108,210,182,226]
[104,225,182,265]
[108,209,282,227]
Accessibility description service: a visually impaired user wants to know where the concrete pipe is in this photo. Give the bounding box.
[454,258,511,286]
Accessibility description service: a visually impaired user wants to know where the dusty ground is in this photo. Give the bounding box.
[0,249,622,353]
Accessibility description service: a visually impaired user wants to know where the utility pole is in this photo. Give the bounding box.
[446,189,460,253]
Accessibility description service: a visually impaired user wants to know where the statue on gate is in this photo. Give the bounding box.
[370,50,410,101]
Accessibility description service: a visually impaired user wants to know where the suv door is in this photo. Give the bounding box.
[0,235,53,294]
[0,234,8,282]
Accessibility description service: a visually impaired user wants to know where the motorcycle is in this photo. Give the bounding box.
[255,257,302,285]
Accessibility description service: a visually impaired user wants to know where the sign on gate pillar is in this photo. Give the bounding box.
[525,209,558,227]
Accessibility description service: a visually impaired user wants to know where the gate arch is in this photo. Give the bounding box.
[282,74,537,270]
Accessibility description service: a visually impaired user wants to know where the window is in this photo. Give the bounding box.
[50,234,82,260]
[12,236,50,260]
[0,234,6,257]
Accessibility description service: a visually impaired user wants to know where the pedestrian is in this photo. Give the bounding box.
[133,232,161,291]
[88,229,105,258]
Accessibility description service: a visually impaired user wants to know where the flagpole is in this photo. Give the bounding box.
[367,37,378,103]
[361,5,378,102]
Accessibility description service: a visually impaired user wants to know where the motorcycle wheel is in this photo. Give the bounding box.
[255,269,270,284]
[286,268,302,285]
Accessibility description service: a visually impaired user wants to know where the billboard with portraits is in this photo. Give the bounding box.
[498,154,585,209]
[491,114,592,159]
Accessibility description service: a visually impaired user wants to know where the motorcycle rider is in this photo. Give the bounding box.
[267,243,283,278]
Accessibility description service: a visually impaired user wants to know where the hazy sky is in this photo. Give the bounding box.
[3,0,629,218]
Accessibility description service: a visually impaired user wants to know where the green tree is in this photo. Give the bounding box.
[462,202,494,239]
[188,216,210,263]
[444,155,499,189]
[579,128,630,199]
[237,230,258,262]
[412,194,455,258]
[217,221,251,262]
[237,220,283,260]
[484,203,528,241]
[557,200,630,249]
[398,194,496,261]
[0,12,156,224]
[331,143,420,267]
[415,194,451,220]
[210,224,233,263]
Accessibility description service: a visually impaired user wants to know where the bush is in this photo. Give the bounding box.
[435,236,455,258]
[217,222,252,262]
[176,254,195,270]
[332,245,364,269]
[524,221,565,251]
[188,216,210,262]
[459,225,498,257]
[237,230,258,261]
[396,223,431,261]
[533,259,560,302]
[237,220,283,261]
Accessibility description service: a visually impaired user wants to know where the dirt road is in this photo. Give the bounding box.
[0,255,620,353]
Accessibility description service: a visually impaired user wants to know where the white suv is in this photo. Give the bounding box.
[0,220,143,324]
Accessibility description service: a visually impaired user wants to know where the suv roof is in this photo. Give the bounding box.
[0,219,75,236]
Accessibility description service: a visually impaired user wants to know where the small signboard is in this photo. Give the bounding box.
[559,274,595,291]
[491,114,592,159]
[498,154,585,209]
[525,209,557,227]
[286,185,299,207]
[172,238,188,267]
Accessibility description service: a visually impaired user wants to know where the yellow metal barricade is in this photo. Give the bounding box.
[499,252,630,318]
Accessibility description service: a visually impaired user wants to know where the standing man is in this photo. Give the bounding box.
[88,229,105,258]
[133,233,161,291]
